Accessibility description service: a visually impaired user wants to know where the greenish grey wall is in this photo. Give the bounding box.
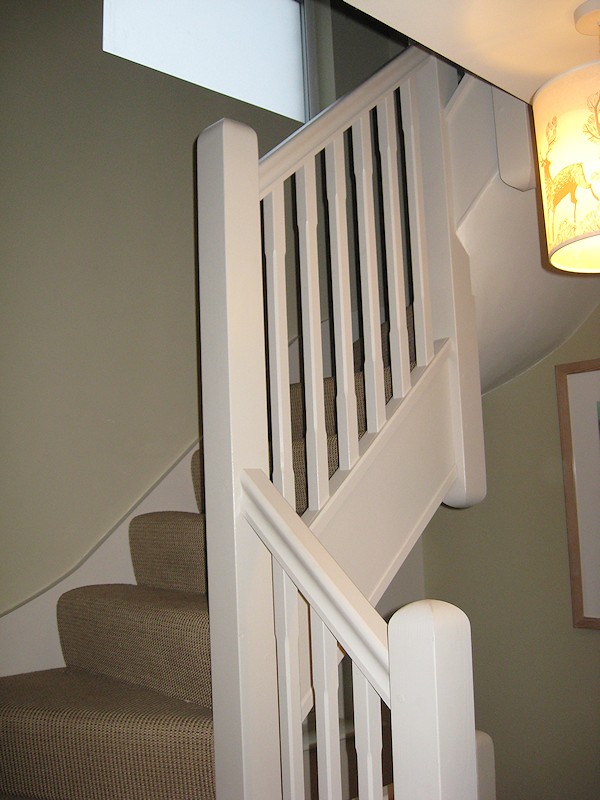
[329,0,405,99]
[0,1,298,613]
[423,305,600,800]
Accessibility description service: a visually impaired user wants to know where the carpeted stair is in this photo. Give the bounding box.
[0,318,413,799]
[0,452,215,800]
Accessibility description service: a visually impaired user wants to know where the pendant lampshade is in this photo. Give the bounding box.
[532,60,600,273]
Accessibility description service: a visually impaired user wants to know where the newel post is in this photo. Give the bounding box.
[197,119,282,799]
[408,57,487,508]
[389,600,478,800]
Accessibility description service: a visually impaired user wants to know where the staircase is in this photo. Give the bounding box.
[0,452,215,799]
[1,45,491,800]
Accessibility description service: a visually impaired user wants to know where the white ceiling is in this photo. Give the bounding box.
[345,0,600,103]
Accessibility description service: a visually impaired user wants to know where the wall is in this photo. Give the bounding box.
[0,0,298,614]
[329,0,406,99]
[0,446,200,677]
[423,304,600,800]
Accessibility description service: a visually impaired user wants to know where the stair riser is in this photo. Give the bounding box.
[129,511,207,594]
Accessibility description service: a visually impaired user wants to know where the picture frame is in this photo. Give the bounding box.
[555,358,600,630]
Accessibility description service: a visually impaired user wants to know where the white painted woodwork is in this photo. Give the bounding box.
[352,111,386,433]
[296,158,330,511]
[273,562,306,800]
[399,77,435,367]
[312,341,457,604]
[444,78,499,229]
[409,59,486,508]
[376,93,411,399]
[352,664,384,800]
[263,186,296,506]
[241,472,487,800]
[310,615,343,800]
[241,469,390,706]
[324,134,360,470]
[476,731,497,800]
[197,48,491,799]
[389,600,478,800]
[196,119,282,799]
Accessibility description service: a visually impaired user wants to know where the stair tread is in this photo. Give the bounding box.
[0,668,214,800]
[58,584,211,706]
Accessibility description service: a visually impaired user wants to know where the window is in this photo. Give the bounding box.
[103,0,306,121]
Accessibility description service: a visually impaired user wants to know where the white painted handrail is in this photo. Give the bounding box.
[241,468,390,705]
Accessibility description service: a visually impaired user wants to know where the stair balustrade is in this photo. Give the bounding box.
[197,45,487,799]
[242,469,478,800]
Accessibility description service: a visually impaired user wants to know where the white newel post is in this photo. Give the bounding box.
[408,57,487,508]
[389,600,478,800]
[197,119,282,800]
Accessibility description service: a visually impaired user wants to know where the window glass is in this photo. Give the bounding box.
[103,0,306,121]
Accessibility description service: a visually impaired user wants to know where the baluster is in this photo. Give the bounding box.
[352,664,384,800]
[273,562,306,800]
[310,614,343,800]
[376,94,412,398]
[296,158,329,511]
[324,134,359,470]
[263,186,295,506]
[352,111,386,433]
[399,79,435,366]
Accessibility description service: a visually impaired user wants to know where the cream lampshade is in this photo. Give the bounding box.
[532,60,600,273]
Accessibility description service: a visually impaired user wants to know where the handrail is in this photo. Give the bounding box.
[240,468,390,706]
[258,47,429,196]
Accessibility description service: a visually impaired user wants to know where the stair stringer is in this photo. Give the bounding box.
[311,339,458,605]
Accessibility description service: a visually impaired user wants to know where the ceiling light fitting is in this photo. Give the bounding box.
[574,0,600,37]
[531,2,600,274]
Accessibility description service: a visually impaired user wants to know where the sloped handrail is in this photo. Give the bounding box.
[241,468,390,704]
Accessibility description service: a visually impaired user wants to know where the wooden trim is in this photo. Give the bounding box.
[240,468,391,706]
[555,358,600,630]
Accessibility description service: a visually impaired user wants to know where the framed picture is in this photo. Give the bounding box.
[555,358,600,629]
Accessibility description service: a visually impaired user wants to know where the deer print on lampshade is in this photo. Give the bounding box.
[533,61,600,273]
